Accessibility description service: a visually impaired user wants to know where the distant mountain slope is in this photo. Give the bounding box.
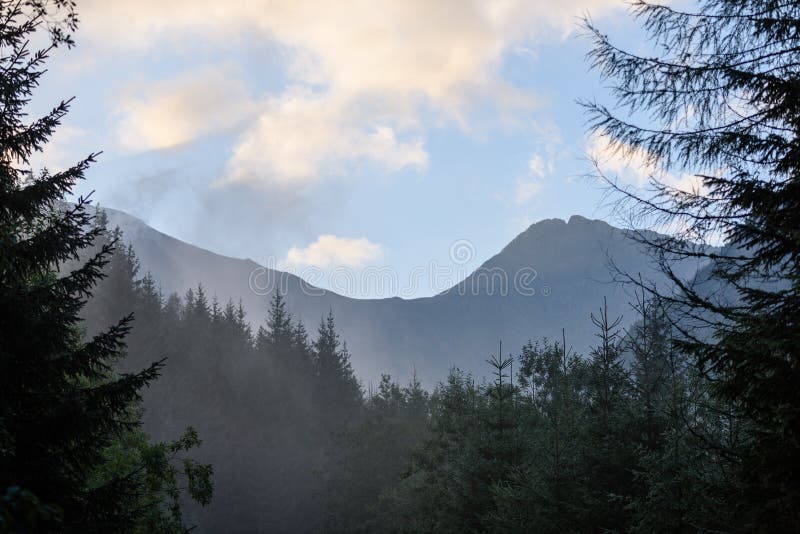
[104,208,709,383]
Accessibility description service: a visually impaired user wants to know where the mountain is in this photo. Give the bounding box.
[103,208,709,384]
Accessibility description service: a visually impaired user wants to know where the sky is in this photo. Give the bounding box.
[31,0,668,298]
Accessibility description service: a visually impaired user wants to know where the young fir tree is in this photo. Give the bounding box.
[582,299,634,530]
[322,373,431,533]
[495,338,589,532]
[313,310,362,425]
[621,291,730,532]
[584,1,800,528]
[258,291,293,355]
[626,287,672,453]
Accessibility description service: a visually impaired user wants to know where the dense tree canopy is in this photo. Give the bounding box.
[4,0,796,531]
[583,1,800,529]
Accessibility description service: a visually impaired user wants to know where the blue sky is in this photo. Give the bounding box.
[32,0,662,298]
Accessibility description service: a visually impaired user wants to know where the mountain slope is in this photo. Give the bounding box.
[104,208,708,383]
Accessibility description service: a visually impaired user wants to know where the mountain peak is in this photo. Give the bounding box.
[524,217,567,232]
[520,214,610,235]
[468,214,624,280]
[567,214,603,226]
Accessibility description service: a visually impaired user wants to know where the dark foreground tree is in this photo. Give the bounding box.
[584,1,800,529]
[0,2,210,531]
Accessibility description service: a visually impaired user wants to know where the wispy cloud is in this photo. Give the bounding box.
[587,130,707,194]
[282,235,384,269]
[510,151,555,204]
[513,178,543,204]
[116,66,258,151]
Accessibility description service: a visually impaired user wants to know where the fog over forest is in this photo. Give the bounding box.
[2,1,799,533]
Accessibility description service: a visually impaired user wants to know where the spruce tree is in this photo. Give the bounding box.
[584,1,800,528]
[313,310,361,422]
[262,291,293,353]
[626,289,672,453]
[583,300,634,530]
[508,338,589,531]
[0,1,164,529]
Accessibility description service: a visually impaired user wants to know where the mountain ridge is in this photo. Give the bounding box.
[101,206,706,383]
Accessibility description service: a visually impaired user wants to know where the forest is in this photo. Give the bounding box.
[73,225,777,532]
[2,0,799,532]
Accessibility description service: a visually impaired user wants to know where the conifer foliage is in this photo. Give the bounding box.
[0,2,210,531]
[319,298,737,533]
[80,233,368,532]
[3,0,794,531]
[584,1,800,528]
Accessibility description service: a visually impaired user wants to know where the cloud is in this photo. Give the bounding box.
[528,154,547,178]
[116,66,259,151]
[587,130,708,194]
[282,235,384,269]
[513,178,543,204]
[80,0,625,187]
[223,89,427,188]
[29,125,95,171]
[510,150,554,204]
[587,130,654,187]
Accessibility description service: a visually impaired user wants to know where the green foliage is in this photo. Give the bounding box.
[584,0,800,528]
[314,310,362,428]
[321,374,429,533]
[0,2,213,530]
[86,424,213,533]
[319,297,743,533]
[82,233,368,532]
[582,300,635,530]
[491,337,591,532]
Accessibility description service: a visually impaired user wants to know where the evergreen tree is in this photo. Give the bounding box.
[313,310,362,423]
[626,288,672,453]
[260,291,293,355]
[0,2,210,530]
[582,299,634,530]
[624,294,730,532]
[322,374,431,533]
[584,1,800,527]
[495,338,589,532]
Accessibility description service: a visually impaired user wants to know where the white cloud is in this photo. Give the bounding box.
[528,154,546,178]
[587,130,654,187]
[527,149,559,179]
[587,130,708,194]
[282,235,384,269]
[79,0,625,187]
[513,178,543,204]
[116,66,259,151]
[510,150,553,204]
[223,89,427,188]
[29,125,94,171]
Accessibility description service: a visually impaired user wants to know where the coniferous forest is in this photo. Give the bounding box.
[2,0,800,532]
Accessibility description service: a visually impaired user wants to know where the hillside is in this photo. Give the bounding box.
[104,208,709,383]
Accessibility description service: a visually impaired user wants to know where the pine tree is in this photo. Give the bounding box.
[322,373,432,533]
[0,4,215,530]
[626,288,671,453]
[624,295,731,532]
